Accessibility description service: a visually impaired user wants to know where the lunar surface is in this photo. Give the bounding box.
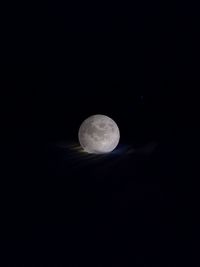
[78,114,120,154]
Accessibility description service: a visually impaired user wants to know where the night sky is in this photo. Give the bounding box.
[1,1,197,266]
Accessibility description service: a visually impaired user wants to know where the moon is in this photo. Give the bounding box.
[78,114,120,154]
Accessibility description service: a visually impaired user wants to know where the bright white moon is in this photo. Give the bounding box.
[78,114,120,154]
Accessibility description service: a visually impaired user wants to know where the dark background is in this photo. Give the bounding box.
[1,1,198,266]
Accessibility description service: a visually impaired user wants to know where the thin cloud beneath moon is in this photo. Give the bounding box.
[54,140,158,172]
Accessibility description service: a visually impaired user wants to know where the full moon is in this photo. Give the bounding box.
[78,114,120,154]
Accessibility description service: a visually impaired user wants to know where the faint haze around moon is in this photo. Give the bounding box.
[78,115,120,154]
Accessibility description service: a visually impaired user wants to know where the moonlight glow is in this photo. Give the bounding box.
[78,114,120,154]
